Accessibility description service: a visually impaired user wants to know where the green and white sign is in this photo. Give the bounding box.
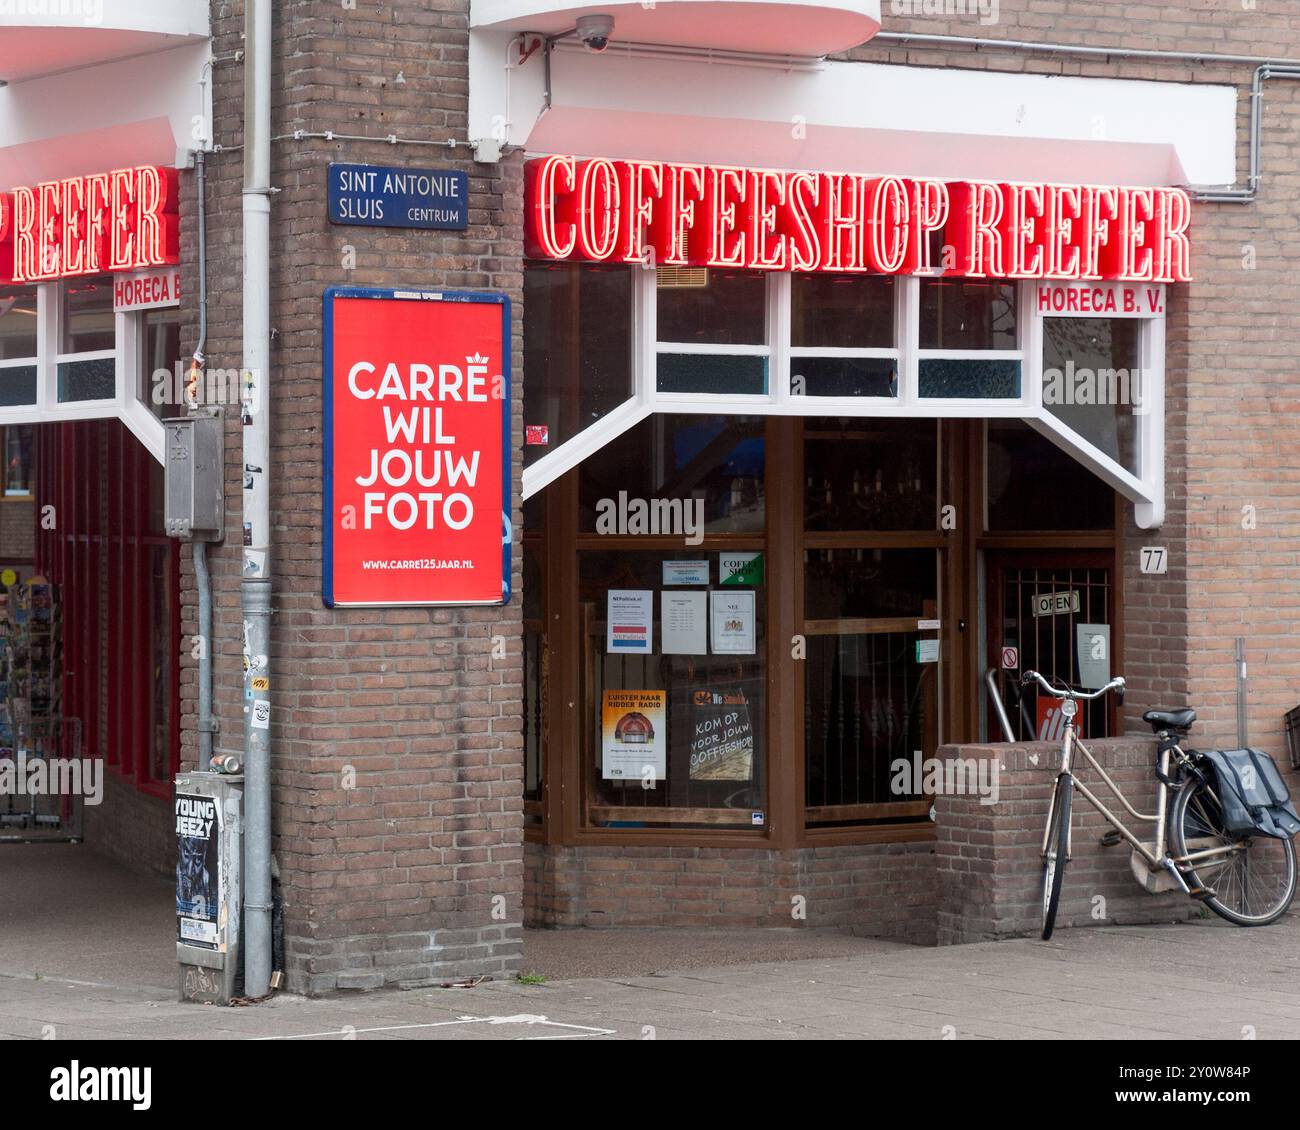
[718,551,763,586]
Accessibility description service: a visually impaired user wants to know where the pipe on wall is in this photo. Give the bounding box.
[241,0,274,1000]
[866,34,1300,203]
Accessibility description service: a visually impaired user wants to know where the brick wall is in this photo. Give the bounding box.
[185,0,524,994]
[83,770,174,882]
[526,841,938,944]
[934,740,1199,944]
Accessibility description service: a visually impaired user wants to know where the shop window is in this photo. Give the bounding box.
[0,285,38,407]
[2,426,33,496]
[986,420,1113,531]
[139,308,183,420]
[918,357,1020,398]
[147,541,177,784]
[58,276,115,403]
[657,269,768,395]
[791,274,897,398]
[579,549,766,830]
[579,415,765,535]
[804,547,938,622]
[1042,317,1141,474]
[804,418,936,531]
[35,421,179,796]
[802,547,938,829]
[919,278,1017,350]
[522,539,544,820]
[523,262,633,467]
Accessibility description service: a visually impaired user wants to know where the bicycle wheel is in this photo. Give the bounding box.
[1170,772,1297,926]
[1041,774,1072,940]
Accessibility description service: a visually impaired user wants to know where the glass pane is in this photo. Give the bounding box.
[920,278,1017,350]
[579,414,765,534]
[804,548,937,620]
[61,276,114,353]
[581,549,766,829]
[792,356,895,398]
[149,544,173,782]
[1042,317,1142,474]
[805,630,934,824]
[523,529,545,816]
[0,286,38,359]
[58,358,115,402]
[987,420,1114,531]
[918,358,1020,398]
[657,268,765,345]
[523,492,542,535]
[523,262,632,468]
[656,353,766,395]
[791,273,894,349]
[524,629,544,814]
[141,309,182,419]
[1000,564,1114,739]
[804,418,936,531]
[0,365,37,407]
[804,547,938,829]
[523,537,542,622]
[4,426,33,494]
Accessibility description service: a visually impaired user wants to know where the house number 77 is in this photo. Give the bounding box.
[1140,546,1168,575]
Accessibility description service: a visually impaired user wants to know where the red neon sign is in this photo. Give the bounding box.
[524,156,1193,283]
[0,165,180,286]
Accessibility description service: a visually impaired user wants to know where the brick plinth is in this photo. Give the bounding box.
[934,741,1200,945]
[525,841,939,944]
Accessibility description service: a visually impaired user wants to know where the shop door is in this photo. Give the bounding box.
[985,552,1117,741]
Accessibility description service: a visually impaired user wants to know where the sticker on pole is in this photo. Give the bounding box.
[323,287,511,606]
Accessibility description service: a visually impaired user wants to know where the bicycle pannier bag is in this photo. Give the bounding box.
[1199,748,1300,840]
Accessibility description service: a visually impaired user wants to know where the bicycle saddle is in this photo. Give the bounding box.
[1142,708,1196,733]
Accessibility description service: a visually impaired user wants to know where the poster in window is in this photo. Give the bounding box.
[323,287,510,607]
[710,590,756,654]
[601,690,666,781]
[606,589,653,654]
[689,689,754,781]
[662,591,707,655]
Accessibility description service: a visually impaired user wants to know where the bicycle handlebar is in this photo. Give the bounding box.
[1021,670,1125,702]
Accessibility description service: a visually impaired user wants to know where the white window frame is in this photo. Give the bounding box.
[516,265,1168,530]
[0,279,167,463]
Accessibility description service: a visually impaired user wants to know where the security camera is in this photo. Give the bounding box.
[576,14,614,52]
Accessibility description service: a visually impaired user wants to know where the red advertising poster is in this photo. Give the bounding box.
[323,287,510,606]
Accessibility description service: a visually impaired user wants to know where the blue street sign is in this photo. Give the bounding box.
[327,163,468,230]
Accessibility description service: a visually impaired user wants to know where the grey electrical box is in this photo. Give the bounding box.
[176,771,243,1005]
[164,413,224,539]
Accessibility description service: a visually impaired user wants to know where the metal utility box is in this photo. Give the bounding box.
[176,771,243,1005]
[164,413,224,539]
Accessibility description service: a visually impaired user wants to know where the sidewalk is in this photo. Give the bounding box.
[3,914,1298,1040]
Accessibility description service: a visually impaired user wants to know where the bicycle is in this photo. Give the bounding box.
[1026,670,1298,940]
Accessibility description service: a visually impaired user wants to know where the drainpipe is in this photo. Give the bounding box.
[189,148,215,771]
[241,0,274,1000]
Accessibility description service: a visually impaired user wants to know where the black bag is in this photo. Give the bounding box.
[1198,748,1300,840]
